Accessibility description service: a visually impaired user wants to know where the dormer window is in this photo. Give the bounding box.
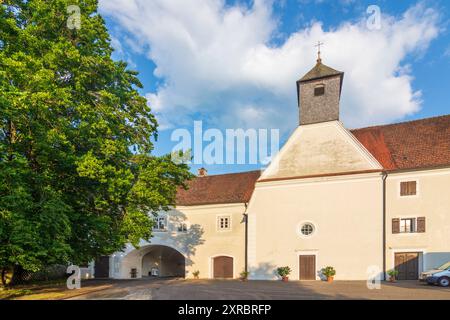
[314,84,325,96]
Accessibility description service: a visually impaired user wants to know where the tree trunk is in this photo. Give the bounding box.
[7,120,16,162]
[10,265,25,287]
[1,268,7,286]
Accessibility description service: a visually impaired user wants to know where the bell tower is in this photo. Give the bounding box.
[297,47,344,126]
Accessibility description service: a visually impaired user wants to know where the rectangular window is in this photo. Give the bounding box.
[177,223,188,233]
[314,85,325,96]
[153,216,167,231]
[400,181,417,196]
[400,218,416,233]
[217,216,231,231]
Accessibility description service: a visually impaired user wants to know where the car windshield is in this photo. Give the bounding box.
[437,262,450,270]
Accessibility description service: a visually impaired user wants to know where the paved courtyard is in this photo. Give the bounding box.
[68,278,449,300]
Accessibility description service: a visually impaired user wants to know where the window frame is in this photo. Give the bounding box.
[399,218,416,234]
[314,84,325,96]
[153,216,168,232]
[216,215,232,232]
[177,222,189,233]
[301,223,314,236]
[297,221,317,238]
[399,180,419,198]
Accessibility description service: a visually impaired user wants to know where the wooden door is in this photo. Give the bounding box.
[299,255,316,280]
[395,253,419,280]
[213,256,233,279]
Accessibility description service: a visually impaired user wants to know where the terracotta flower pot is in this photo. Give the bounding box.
[282,276,289,282]
[327,276,334,283]
[389,277,396,283]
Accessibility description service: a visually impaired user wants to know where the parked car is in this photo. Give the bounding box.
[419,262,450,287]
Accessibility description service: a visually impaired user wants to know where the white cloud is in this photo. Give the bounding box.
[99,0,440,132]
[110,35,137,69]
[445,46,450,57]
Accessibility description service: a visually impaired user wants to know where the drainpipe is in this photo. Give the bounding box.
[243,203,249,273]
[382,172,388,281]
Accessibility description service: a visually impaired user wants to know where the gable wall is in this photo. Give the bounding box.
[261,121,381,181]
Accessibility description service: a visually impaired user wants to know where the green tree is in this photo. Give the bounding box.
[0,0,192,285]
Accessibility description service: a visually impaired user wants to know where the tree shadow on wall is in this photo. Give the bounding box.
[157,209,205,267]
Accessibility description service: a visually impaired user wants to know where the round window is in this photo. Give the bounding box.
[300,223,315,236]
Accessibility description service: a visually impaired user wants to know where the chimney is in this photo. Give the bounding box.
[197,167,208,177]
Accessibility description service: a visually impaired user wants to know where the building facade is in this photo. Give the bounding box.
[100,58,450,281]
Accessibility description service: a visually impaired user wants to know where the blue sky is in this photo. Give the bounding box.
[99,0,450,175]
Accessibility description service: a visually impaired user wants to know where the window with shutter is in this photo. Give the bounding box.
[400,181,417,196]
[392,217,425,234]
[400,218,416,233]
[392,218,400,234]
[417,217,426,233]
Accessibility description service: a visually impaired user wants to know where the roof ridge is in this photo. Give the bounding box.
[350,114,450,132]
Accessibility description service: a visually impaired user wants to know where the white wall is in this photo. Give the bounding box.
[248,173,384,280]
[110,203,246,279]
[386,167,450,273]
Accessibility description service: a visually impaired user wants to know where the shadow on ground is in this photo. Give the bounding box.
[67,278,449,300]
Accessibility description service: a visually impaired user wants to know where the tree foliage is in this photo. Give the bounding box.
[0,0,192,283]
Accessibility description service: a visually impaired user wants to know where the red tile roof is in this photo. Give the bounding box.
[176,115,450,206]
[352,115,450,171]
[176,170,261,206]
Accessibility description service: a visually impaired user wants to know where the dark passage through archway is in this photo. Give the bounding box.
[141,245,185,278]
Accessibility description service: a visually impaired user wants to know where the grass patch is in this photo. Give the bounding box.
[0,288,34,300]
[0,279,67,300]
[1,279,113,300]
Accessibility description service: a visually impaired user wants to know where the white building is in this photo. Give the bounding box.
[96,58,450,282]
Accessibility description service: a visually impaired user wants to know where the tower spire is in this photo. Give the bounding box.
[315,41,324,63]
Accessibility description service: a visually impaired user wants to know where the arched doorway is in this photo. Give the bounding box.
[213,256,234,279]
[141,245,185,278]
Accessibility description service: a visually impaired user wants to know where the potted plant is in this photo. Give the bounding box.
[277,266,291,282]
[387,269,399,282]
[322,266,336,283]
[240,270,249,282]
[192,270,200,280]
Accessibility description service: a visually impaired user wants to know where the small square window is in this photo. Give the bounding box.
[400,181,417,196]
[177,223,188,233]
[314,85,325,96]
[217,216,231,231]
[153,216,167,231]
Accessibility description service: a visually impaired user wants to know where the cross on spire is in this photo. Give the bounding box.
[315,41,324,63]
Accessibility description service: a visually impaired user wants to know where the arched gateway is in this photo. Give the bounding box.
[111,244,186,279]
[141,245,185,278]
